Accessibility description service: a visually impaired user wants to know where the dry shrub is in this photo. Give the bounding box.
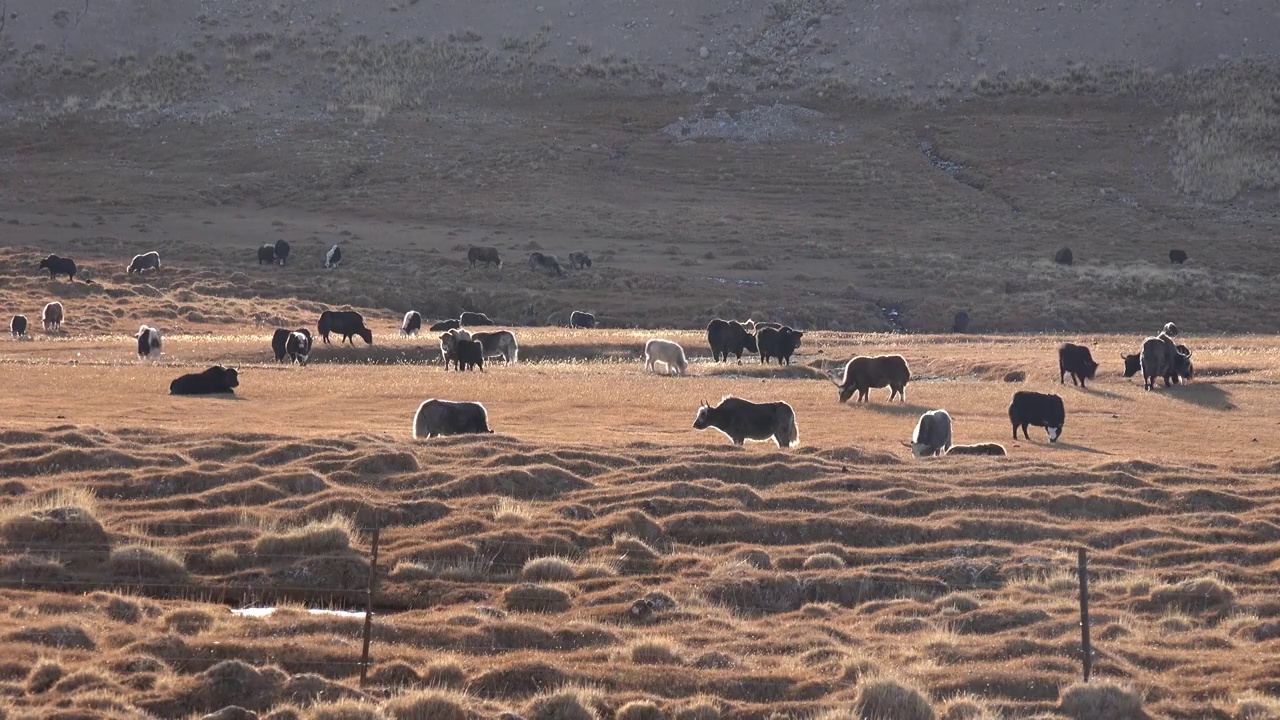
[495,496,533,524]
[382,689,468,720]
[673,698,720,720]
[522,556,576,582]
[305,701,385,720]
[367,661,420,688]
[1236,692,1280,720]
[526,686,601,720]
[27,659,63,693]
[163,608,215,636]
[617,700,663,720]
[108,544,188,584]
[1150,576,1236,614]
[1058,681,1145,720]
[803,553,846,570]
[854,675,935,720]
[422,661,466,689]
[627,637,684,666]
[504,583,572,613]
[255,514,355,558]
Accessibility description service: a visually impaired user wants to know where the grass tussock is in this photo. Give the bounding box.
[503,583,573,613]
[803,552,846,570]
[522,556,576,582]
[940,694,1000,720]
[367,661,421,689]
[422,660,467,689]
[109,544,189,582]
[27,659,63,693]
[305,701,386,720]
[381,689,469,720]
[1058,680,1145,720]
[626,637,685,666]
[1235,692,1280,720]
[854,675,936,720]
[254,514,357,558]
[1150,575,1236,614]
[527,686,602,720]
[162,608,215,635]
[494,496,534,524]
[617,700,664,720]
[673,698,721,720]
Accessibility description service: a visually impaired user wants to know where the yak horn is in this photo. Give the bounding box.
[900,441,913,448]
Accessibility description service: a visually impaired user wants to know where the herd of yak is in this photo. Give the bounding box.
[15,252,1197,457]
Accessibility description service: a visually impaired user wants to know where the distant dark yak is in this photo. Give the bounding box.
[468,246,502,269]
[1163,322,1179,337]
[568,251,592,269]
[317,310,372,345]
[1054,247,1073,265]
[952,311,970,333]
[831,355,911,403]
[42,302,64,332]
[257,244,276,264]
[757,326,803,365]
[528,251,563,276]
[1140,332,1192,390]
[285,329,312,365]
[271,328,291,361]
[170,366,239,395]
[413,399,493,438]
[455,338,485,372]
[1008,391,1064,443]
[706,318,758,362]
[946,443,1007,456]
[430,318,461,332]
[569,311,596,329]
[1169,249,1187,264]
[401,311,423,337]
[135,325,162,361]
[1122,353,1142,378]
[325,244,342,269]
[128,251,161,274]
[10,315,27,338]
[460,311,496,327]
[39,254,76,281]
[693,396,799,448]
[1058,343,1099,388]
[273,239,291,266]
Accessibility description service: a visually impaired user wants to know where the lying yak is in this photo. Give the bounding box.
[644,338,688,376]
[693,396,799,447]
[832,355,910,403]
[317,310,372,345]
[459,311,496,327]
[1009,390,1064,443]
[569,311,596,329]
[128,251,161,274]
[946,443,1008,456]
[413,399,493,438]
[135,325,162,361]
[170,366,239,395]
[39,254,77,281]
[906,409,952,457]
[706,318,757,362]
[1058,343,1099,388]
[430,318,462,332]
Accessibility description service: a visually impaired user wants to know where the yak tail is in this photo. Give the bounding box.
[781,409,800,448]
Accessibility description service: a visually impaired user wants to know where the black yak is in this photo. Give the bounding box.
[1169,249,1187,264]
[946,443,1007,456]
[285,329,312,365]
[467,246,502,269]
[325,244,342,268]
[757,326,803,365]
[569,311,596,329]
[42,302,64,331]
[413,399,493,438]
[568,251,592,269]
[135,325,162,360]
[706,318,758,362]
[430,318,462,332]
[170,366,239,395]
[317,310,372,345]
[273,239,291,266]
[1058,343,1099,388]
[1140,333,1191,390]
[1009,391,1064,443]
[258,244,276,264]
[128,251,161,273]
[455,338,485,372]
[271,328,291,361]
[401,311,423,337]
[10,315,27,338]
[39,254,76,281]
[528,251,563,276]
[1054,247,1073,265]
[832,355,911,403]
[693,396,799,447]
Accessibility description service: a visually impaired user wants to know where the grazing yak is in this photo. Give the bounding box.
[1140,333,1192,390]
[1163,322,1179,337]
[135,325,162,361]
[42,302,64,332]
[946,443,1007,456]
[1058,343,1099,388]
[1054,247,1073,265]
[10,315,27,338]
[644,338,689,376]
[693,396,799,448]
[285,329,313,365]
[128,251,161,274]
[317,310,372,345]
[832,355,911,403]
[271,328,291,361]
[430,318,462,332]
[952,311,970,333]
[39,254,77,281]
[325,244,342,269]
[906,409,952,457]
[401,311,423,337]
[528,252,563,276]
[1122,353,1142,378]
[758,326,803,365]
[273,239,291,266]
[706,318,758,362]
[1009,391,1064,443]
[1169,249,1188,264]
[472,330,519,363]
[468,246,502,269]
[569,311,596,329]
[460,311,496,327]
[170,366,239,395]
[439,329,485,371]
[257,244,276,265]
[568,251,592,269]
[413,399,494,438]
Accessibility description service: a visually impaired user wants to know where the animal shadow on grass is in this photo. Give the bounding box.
[860,402,932,417]
[1049,441,1112,456]
[1076,386,1128,402]
[1166,382,1233,410]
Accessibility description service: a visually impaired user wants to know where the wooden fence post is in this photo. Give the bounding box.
[1078,547,1092,682]
[359,518,381,687]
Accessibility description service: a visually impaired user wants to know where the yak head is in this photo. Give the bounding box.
[693,400,712,430]
[357,328,374,345]
[1046,424,1062,443]
[1121,353,1141,378]
[1082,358,1099,380]
[829,373,856,403]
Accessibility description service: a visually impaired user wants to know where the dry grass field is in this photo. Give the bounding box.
[0,317,1278,720]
